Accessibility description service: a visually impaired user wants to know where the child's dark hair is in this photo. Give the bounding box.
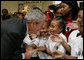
[2,9,8,14]
[49,5,57,14]
[58,20,65,29]
[45,20,50,28]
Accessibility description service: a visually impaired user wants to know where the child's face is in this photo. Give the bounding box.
[77,10,83,37]
[49,20,62,34]
[56,5,62,16]
[77,10,83,23]
[60,3,71,16]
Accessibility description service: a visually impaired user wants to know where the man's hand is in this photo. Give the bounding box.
[24,49,34,59]
[52,50,65,59]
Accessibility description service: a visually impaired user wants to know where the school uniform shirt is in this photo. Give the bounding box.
[38,33,67,59]
[23,34,39,47]
[38,37,49,59]
[38,37,47,47]
[68,30,83,58]
[38,37,53,59]
[45,33,67,53]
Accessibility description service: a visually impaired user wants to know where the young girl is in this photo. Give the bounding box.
[59,1,79,41]
[35,19,67,59]
[44,19,67,59]
[52,8,83,59]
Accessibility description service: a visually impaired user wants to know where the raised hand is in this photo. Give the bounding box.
[51,34,64,43]
[30,33,37,39]
[52,50,65,59]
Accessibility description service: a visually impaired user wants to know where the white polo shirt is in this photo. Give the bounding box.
[68,30,83,58]
[45,33,67,53]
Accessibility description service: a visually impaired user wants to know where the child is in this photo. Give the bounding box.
[44,19,67,59]
[51,8,83,59]
[36,19,67,59]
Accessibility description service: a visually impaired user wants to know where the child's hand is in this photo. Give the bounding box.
[30,33,37,39]
[26,46,33,52]
[36,31,40,37]
[51,34,64,43]
[33,49,38,55]
[46,48,52,54]
[52,50,65,59]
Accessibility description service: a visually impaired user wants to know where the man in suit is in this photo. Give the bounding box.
[1,18,34,59]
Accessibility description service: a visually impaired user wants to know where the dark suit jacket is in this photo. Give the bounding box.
[1,18,27,59]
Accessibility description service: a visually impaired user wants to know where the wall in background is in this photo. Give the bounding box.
[1,1,83,15]
[1,1,18,15]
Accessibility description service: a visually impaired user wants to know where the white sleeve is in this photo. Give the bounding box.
[60,33,67,43]
[57,33,67,53]
[23,34,32,45]
[22,53,25,59]
[39,38,47,47]
[67,35,73,46]
[57,44,66,53]
[71,45,79,57]
[33,38,39,46]
[71,37,83,57]
[68,30,79,46]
